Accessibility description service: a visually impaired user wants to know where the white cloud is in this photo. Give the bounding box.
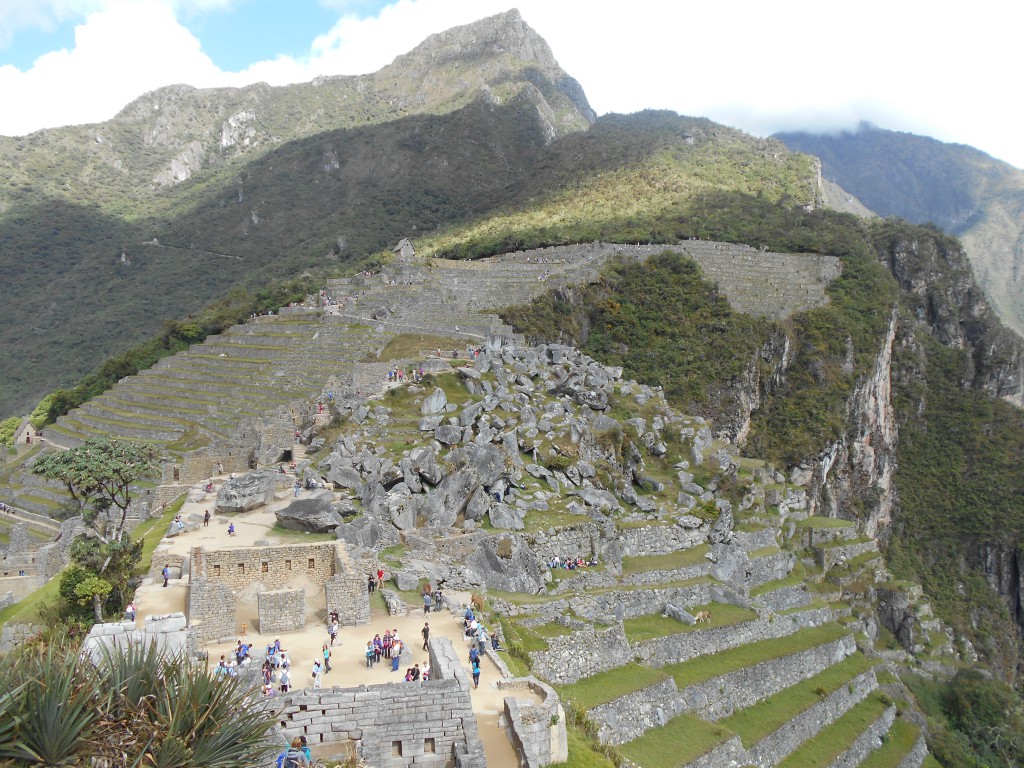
[0,0,1021,169]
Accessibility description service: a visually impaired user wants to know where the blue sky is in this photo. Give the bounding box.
[0,0,1021,169]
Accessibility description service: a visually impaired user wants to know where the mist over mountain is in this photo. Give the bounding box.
[775,122,1024,335]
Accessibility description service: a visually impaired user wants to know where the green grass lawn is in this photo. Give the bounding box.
[776,693,889,768]
[618,712,734,768]
[720,653,875,747]
[371,333,466,362]
[558,663,669,710]
[795,516,855,529]
[135,495,186,574]
[620,544,710,575]
[665,624,849,689]
[623,602,757,642]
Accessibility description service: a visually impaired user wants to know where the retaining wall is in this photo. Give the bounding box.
[744,669,877,767]
[528,624,631,685]
[632,606,835,668]
[590,635,856,744]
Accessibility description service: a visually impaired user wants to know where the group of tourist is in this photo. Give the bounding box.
[546,554,597,569]
[386,366,424,383]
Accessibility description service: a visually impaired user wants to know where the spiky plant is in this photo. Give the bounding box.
[0,638,278,768]
[0,643,105,765]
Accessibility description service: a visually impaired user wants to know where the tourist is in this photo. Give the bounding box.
[162,564,170,588]
[421,661,431,681]
[368,574,376,593]
[471,658,481,689]
[421,622,430,651]
[282,737,310,767]
[373,634,383,663]
[228,522,235,536]
[293,478,301,497]
[266,640,278,666]
[382,630,392,659]
[434,589,443,612]
[376,567,384,584]
[203,509,210,527]
[124,602,136,621]
[422,591,432,615]
[279,666,291,693]
[365,641,375,669]
[328,619,338,646]
[322,643,332,673]
[311,659,323,689]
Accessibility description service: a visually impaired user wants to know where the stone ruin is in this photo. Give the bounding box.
[187,540,369,644]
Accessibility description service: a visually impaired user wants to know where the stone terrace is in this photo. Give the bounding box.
[327,240,842,342]
[44,312,388,453]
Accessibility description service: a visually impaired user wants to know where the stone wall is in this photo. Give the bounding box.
[274,637,485,767]
[899,735,930,768]
[632,606,835,668]
[499,582,717,623]
[0,591,16,612]
[497,678,568,768]
[326,572,371,626]
[81,612,190,664]
[753,585,813,612]
[831,705,896,767]
[191,542,337,590]
[0,575,39,600]
[616,523,708,557]
[258,588,306,634]
[188,579,236,644]
[528,624,631,685]
[686,736,747,768]
[0,622,37,653]
[744,669,877,767]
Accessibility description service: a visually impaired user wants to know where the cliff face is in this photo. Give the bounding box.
[792,308,899,537]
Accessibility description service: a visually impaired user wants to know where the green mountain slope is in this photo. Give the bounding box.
[0,10,594,418]
[775,123,1024,336]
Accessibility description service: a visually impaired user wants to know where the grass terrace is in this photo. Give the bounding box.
[623,603,757,642]
[859,718,921,768]
[719,653,875,747]
[557,662,670,710]
[664,623,849,689]
[618,713,734,768]
[620,544,710,575]
[775,693,890,768]
[795,516,856,530]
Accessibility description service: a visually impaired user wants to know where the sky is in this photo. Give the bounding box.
[0,0,1021,169]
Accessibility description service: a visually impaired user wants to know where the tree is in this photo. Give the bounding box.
[33,436,159,542]
[34,437,160,621]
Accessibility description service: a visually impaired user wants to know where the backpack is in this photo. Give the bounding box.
[283,750,302,768]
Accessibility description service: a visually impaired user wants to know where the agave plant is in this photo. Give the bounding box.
[0,637,278,768]
[0,642,106,765]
